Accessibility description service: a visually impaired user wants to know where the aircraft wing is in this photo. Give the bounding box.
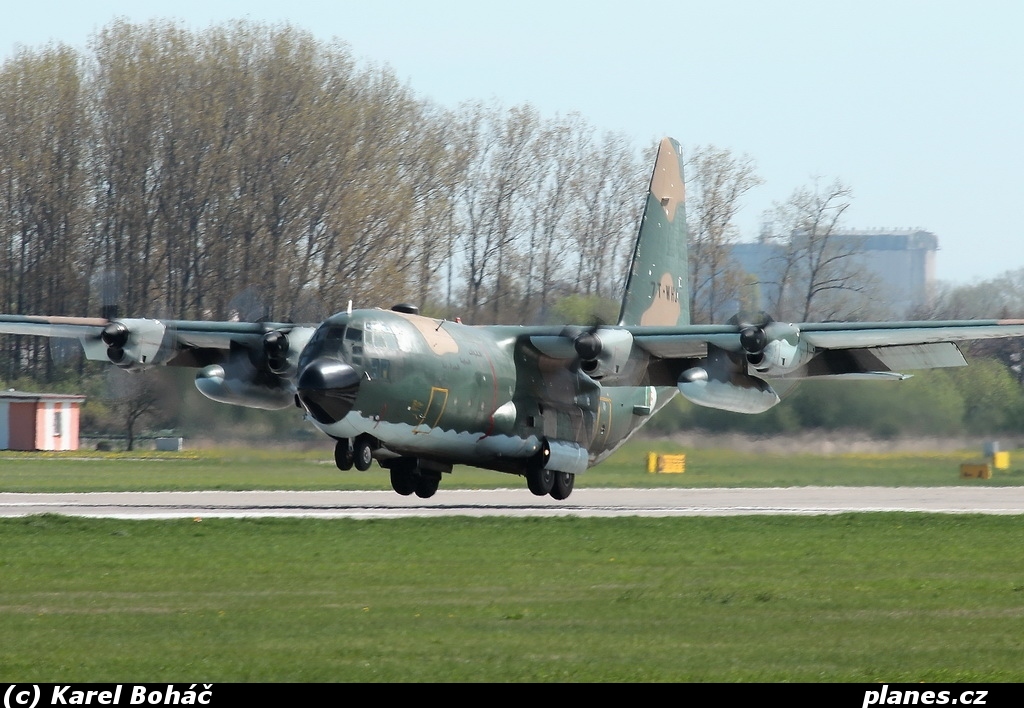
[0,314,307,370]
[623,318,1024,414]
[631,319,1024,362]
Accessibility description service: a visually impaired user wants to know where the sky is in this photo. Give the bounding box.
[2,0,1022,284]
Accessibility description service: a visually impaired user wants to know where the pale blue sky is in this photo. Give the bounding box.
[3,0,1022,284]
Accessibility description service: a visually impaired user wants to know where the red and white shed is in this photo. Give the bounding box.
[0,391,86,451]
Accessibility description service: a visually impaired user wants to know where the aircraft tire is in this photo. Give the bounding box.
[334,440,354,471]
[353,437,374,471]
[414,471,441,499]
[526,467,554,496]
[390,466,417,496]
[549,471,574,500]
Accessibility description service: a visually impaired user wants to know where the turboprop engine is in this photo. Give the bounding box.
[194,326,316,410]
[530,327,635,383]
[738,320,812,376]
[572,328,634,379]
[676,314,814,414]
[93,318,173,370]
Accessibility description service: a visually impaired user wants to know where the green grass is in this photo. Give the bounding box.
[1,440,1022,492]
[2,513,1024,681]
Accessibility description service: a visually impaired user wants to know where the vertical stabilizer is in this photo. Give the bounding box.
[617,137,690,326]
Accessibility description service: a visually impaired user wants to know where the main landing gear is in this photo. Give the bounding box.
[385,457,441,499]
[333,437,442,499]
[526,466,575,500]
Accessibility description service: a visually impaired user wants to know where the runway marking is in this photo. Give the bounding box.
[2,488,1024,519]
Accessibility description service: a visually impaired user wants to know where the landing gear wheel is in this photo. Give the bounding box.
[550,471,575,500]
[334,439,353,471]
[353,437,374,471]
[390,467,417,496]
[526,467,554,496]
[415,471,441,499]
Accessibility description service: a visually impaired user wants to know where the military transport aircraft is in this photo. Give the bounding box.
[2,138,1024,499]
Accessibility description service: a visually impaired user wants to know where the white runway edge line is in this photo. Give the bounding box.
[2,487,1024,519]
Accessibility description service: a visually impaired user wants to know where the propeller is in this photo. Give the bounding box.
[91,269,123,322]
[530,318,633,381]
[573,329,603,364]
[739,325,768,357]
[227,286,269,323]
[569,320,604,373]
[101,321,131,364]
[261,330,291,374]
[729,311,773,366]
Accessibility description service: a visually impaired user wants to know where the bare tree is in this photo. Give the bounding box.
[104,369,176,451]
[566,129,644,305]
[764,179,866,321]
[402,107,474,312]
[685,145,762,323]
[0,19,652,350]
[0,44,87,379]
[453,102,544,322]
[912,269,1024,373]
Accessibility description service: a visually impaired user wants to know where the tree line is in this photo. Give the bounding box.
[3,17,1023,428]
[0,20,648,380]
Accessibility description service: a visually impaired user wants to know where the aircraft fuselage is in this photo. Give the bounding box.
[295,309,668,477]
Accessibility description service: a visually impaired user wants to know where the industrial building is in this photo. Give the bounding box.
[729,229,938,318]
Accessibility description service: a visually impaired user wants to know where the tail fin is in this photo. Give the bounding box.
[617,137,690,326]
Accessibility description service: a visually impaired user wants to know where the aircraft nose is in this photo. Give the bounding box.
[296,357,361,425]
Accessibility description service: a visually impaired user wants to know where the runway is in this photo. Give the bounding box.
[2,486,1024,519]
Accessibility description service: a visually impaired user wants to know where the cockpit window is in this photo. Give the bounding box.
[324,326,346,345]
[299,324,345,370]
[364,323,399,351]
[341,327,364,366]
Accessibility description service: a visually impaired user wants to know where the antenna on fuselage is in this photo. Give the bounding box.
[347,300,352,315]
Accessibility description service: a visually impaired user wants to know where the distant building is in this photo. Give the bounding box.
[0,391,86,451]
[729,229,938,318]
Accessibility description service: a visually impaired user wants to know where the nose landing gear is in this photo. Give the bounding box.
[334,435,375,471]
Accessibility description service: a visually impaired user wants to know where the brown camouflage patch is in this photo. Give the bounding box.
[393,312,460,355]
[649,137,685,222]
[640,272,682,326]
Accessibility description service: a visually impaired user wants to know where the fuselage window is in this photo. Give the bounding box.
[367,358,391,381]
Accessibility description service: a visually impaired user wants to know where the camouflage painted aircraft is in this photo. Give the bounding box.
[2,137,1024,499]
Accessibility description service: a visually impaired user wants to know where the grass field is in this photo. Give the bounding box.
[1,439,1023,492]
[3,441,1024,682]
[2,513,1024,682]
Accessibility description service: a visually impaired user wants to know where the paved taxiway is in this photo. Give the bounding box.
[2,487,1024,519]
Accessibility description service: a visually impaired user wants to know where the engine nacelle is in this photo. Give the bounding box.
[529,327,636,382]
[576,328,634,380]
[741,322,813,376]
[195,364,294,410]
[85,318,172,370]
[260,326,316,376]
